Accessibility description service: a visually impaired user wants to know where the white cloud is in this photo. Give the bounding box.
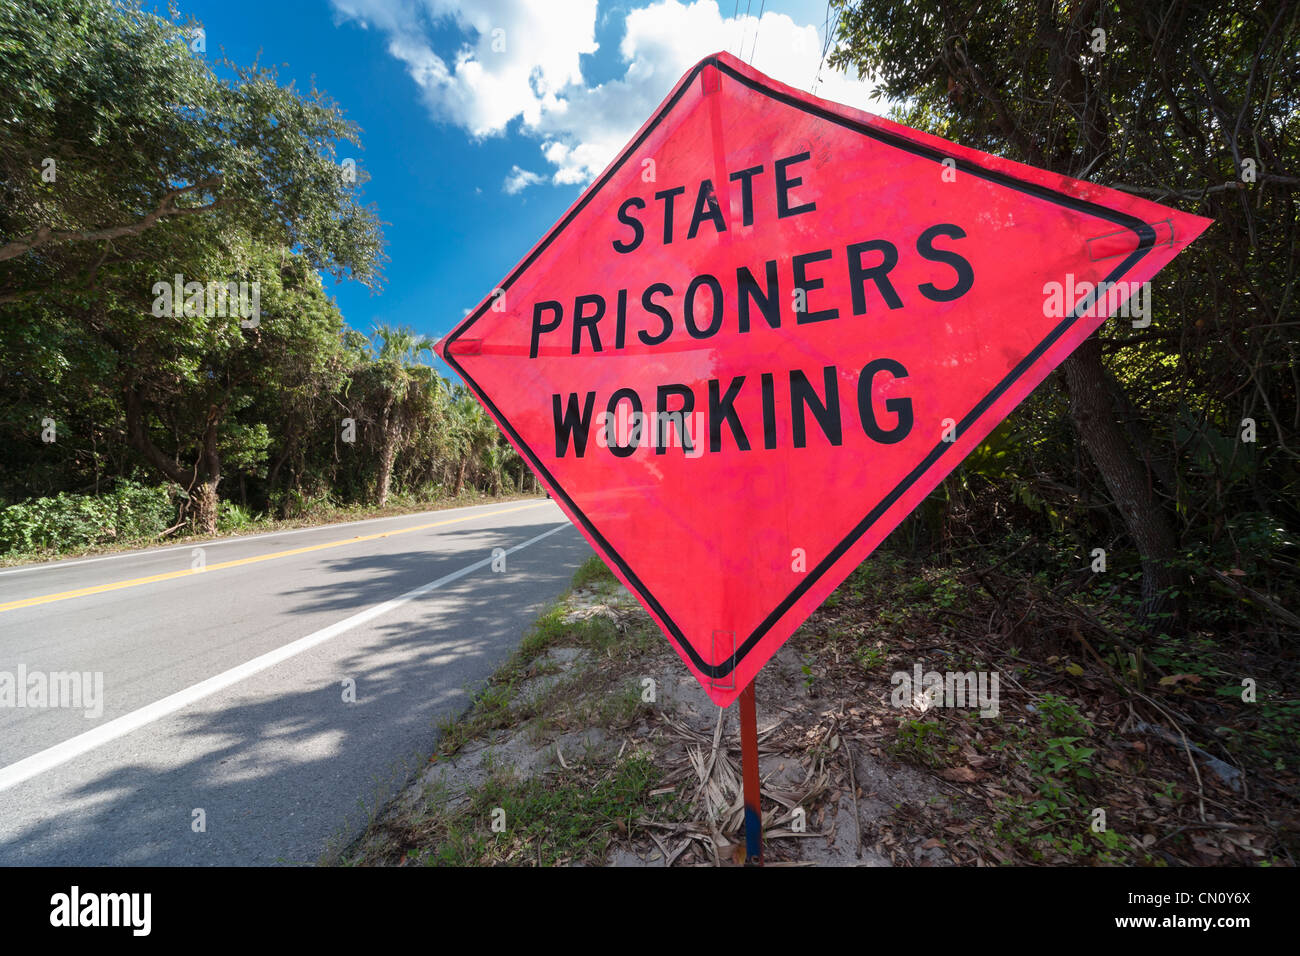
[331,0,877,189]
[502,165,545,194]
[333,0,598,137]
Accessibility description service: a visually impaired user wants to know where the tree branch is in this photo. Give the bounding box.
[0,175,226,262]
[125,387,196,488]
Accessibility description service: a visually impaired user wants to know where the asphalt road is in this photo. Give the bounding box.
[0,499,587,865]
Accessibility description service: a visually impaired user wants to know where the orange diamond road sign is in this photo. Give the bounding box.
[435,51,1212,707]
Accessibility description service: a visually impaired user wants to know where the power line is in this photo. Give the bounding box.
[812,1,841,93]
[748,0,766,64]
[738,0,752,60]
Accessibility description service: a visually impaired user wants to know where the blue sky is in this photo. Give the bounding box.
[168,1,879,370]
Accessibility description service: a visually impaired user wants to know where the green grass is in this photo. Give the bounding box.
[579,679,644,730]
[571,554,618,591]
[398,753,669,866]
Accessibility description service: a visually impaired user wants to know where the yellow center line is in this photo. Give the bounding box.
[0,502,549,614]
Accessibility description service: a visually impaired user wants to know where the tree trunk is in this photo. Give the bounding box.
[267,422,299,492]
[453,454,469,496]
[124,388,224,535]
[125,387,191,487]
[193,479,220,535]
[376,430,399,507]
[374,395,402,508]
[1061,338,1182,629]
[194,412,223,534]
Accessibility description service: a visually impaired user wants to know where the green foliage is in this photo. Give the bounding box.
[0,0,384,300]
[829,0,1300,634]
[1025,736,1098,798]
[0,480,173,554]
[904,568,965,610]
[1215,694,1300,773]
[217,501,256,532]
[854,644,887,671]
[1035,693,1094,737]
[801,656,817,691]
[984,696,1121,863]
[0,2,530,542]
[892,719,952,768]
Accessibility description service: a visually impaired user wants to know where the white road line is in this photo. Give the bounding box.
[0,498,550,576]
[0,522,571,793]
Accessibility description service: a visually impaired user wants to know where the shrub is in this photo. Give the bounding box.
[0,480,175,555]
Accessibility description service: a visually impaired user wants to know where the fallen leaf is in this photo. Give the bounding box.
[940,766,983,783]
[1158,673,1203,686]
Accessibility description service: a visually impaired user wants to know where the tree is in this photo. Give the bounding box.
[830,0,1298,628]
[0,0,384,304]
[117,238,346,532]
[0,0,385,532]
[359,324,437,507]
[444,385,500,497]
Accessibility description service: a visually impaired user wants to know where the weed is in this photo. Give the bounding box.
[1034,693,1093,736]
[892,719,952,768]
[800,655,817,691]
[518,605,570,659]
[571,554,618,591]
[409,754,669,866]
[855,644,888,671]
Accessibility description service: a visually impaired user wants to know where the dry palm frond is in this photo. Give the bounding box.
[634,708,832,864]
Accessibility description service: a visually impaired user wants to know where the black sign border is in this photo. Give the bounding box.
[443,54,1156,680]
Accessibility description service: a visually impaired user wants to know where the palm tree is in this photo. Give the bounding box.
[447,389,497,496]
[482,437,507,495]
[368,323,436,507]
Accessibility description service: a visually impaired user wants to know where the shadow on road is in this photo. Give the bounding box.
[0,525,589,865]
